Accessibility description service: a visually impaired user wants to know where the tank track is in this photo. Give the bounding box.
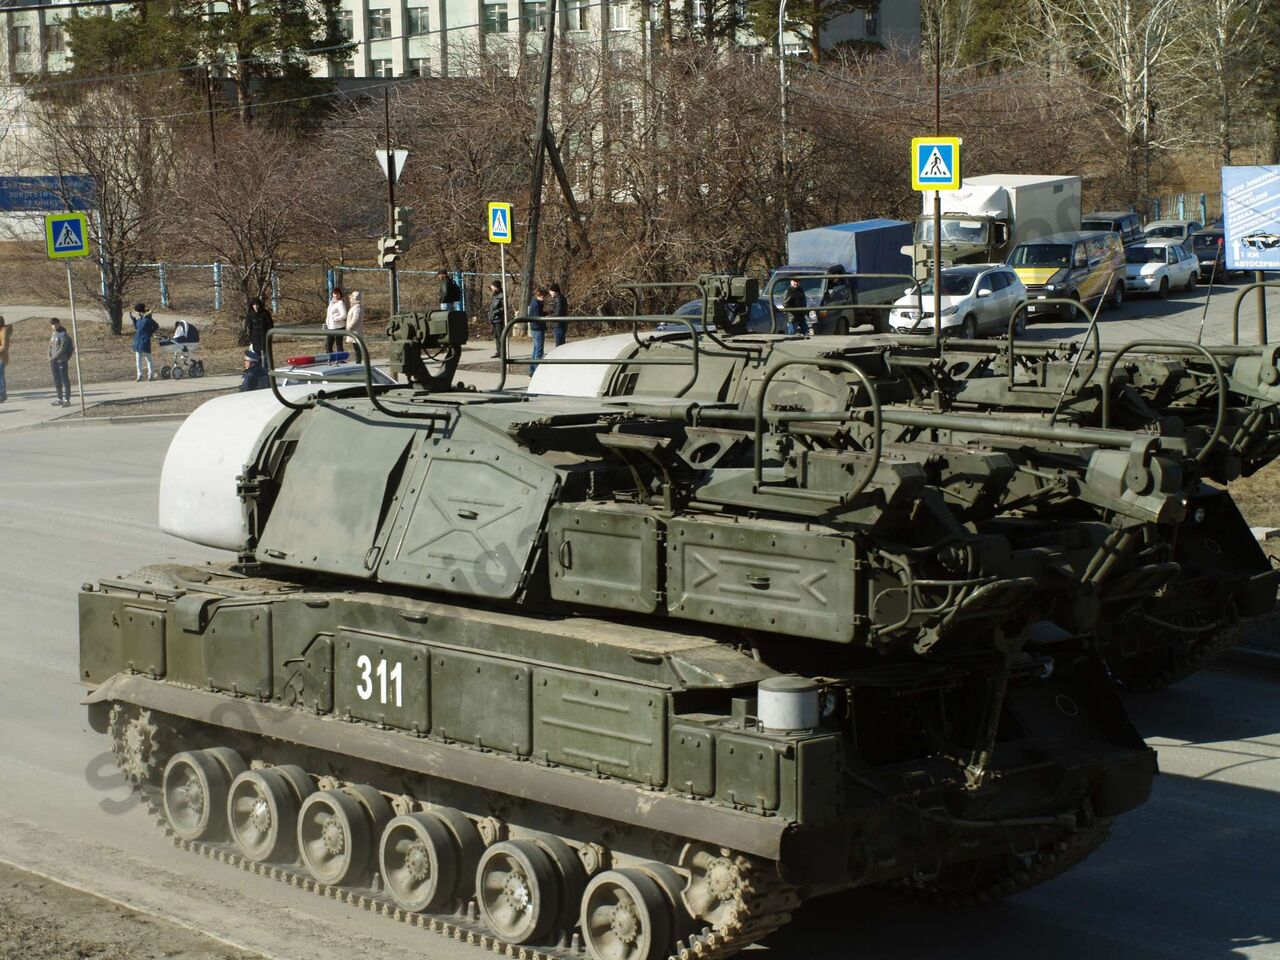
[1119,620,1243,693]
[896,818,1112,908]
[127,766,796,960]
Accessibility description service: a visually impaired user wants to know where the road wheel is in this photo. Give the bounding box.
[1158,277,1170,299]
[581,869,675,960]
[1186,270,1198,292]
[476,840,561,944]
[162,751,230,842]
[961,316,978,340]
[1110,282,1124,309]
[1012,310,1027,335]
[1067,291,1083,321]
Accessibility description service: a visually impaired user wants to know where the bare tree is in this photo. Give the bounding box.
[26,82,181,334]
[169,125,333,330]
[1178,0,1268,164]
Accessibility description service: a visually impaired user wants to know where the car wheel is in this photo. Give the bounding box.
[1158,277,1170,299]
[1186,270,1197,292]
[1067,291,1083,321]
[1012,310,1027,336]
[1111,282,1124,309]
[962,316,978,340]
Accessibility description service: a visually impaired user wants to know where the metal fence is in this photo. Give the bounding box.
[1148,192,1222,225]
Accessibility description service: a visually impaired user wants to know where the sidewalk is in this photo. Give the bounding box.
[0,340,530,435]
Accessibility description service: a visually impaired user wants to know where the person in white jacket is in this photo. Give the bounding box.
[325,287,347,352]
[346,290,365,361]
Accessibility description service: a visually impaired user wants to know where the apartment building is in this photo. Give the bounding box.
[1,0,920,82]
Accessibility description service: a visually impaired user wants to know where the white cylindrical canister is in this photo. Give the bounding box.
[757,676,821,732]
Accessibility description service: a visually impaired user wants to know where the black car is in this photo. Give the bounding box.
[1081,210,1145,246]
[1190,229,1230,280]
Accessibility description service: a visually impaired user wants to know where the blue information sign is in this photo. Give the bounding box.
[1223,166,1280,272]
[0,175,95,213]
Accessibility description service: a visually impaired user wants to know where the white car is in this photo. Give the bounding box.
[1123,240,1199,297]
[888,265,1027,339]
[1141,219,1203,246]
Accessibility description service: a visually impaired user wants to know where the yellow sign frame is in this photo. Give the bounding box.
[487,202,513,244]
[911,137,963,191]
[45,211,91,259]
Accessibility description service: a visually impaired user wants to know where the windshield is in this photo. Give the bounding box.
[1081,220,1116,233]
[916,273,977,297]
[1125,247,1165,264]
[916,218,990,245]
[1193,233,1223,251]
[1145,225,1184,238]
[1009,244,1071,268]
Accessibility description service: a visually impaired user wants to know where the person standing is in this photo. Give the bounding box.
[781,279,808,335]
[48,318,73,407]
[0,316,9,403]
[346,290,365,361]
[527,286,548,375]
[437,269,462,311]
[246,298,273,356]
[325,287,347,353]
[548,281,569,347]
[485,281,505,358]
[130,302,158,380]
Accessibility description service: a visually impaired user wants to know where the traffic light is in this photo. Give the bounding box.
[394,206,415,253]
[377,235,400,268]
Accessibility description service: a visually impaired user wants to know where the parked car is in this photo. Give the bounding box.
[1142,219,1204,247]
[664,297,775,333]
[888,264,1026,339]
[1007,230,1127,319]
[1190,229,1230,280]
[1081,210,1145,245]
[1123,240,1199,297]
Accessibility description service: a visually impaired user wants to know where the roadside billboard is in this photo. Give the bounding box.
[1222,165,1280,272]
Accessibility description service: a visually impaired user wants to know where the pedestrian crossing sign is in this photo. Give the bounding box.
[911,137,962,191]
[45,211,90,259]
[487,202,513,244]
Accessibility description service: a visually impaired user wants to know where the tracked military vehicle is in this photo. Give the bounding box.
[81,308,1162,960]
[531,280,1280,690]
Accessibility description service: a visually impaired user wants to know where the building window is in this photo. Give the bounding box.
[369,8,392,39]
[336,8,353,38]
[46,24,65,54]
[864,5,878,36]
[522,1,547,32]
[612,98,635,138]
[567,0,588,30]
[336,58,356,77]
[14,25,33,52]
[408,56,429,77]
[483,2,509,33]
[407,7,429,35]
[692,0,705,22]
[608,1,629,30]
[372,58,394,77]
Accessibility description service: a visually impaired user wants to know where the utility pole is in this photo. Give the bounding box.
[384,87,398,315]
[205,65,218,162]
[778,0,791,238]
[932,6,942,354]
[519,0,559,318]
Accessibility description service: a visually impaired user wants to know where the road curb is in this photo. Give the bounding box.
[37,412,191,429]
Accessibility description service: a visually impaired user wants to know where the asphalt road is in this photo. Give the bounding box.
[1,416,1279,959]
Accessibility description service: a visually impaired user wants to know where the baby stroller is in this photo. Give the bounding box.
[158,320,205,380]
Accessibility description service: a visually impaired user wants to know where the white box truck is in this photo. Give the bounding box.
[906,174,1082,279]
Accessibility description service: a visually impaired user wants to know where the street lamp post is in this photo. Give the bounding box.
[778,0,791,238]
[1141,0,1177,215]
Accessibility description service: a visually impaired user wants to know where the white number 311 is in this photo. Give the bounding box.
[355,655,403,707]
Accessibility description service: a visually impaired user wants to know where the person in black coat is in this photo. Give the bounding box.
[485,281,505,357]
[246,298,273,356]
[548,282,569,347]
[781,279,808,335]
[438,269,462,310]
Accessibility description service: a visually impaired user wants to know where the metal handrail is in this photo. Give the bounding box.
[1230,282,1280,345]
[1004,295,1103,393]
[497,314,701,396]
[762,271,925,341]
[618,280,762,357]
[263,327,449,422]
[1100,339,1227,464]
[752,358,882,502]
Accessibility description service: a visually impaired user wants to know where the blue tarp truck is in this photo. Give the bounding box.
[766,219,915,334]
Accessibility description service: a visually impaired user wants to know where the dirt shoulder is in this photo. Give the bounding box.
[0,859,262,960]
